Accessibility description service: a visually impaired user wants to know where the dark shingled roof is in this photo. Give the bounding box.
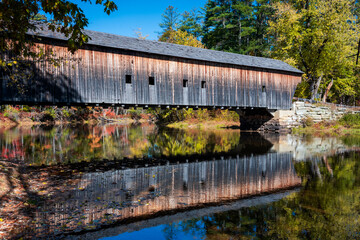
[28,26,303,75]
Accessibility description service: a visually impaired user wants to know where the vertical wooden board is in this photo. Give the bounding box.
[120,52,126,104]
[223,65,227,106]
[85,47,91,103]
[123,53,129,104]
[197,61,203,106]
[205,63,211,106]
[269,72,273,109]
[221,66,226,106]
[269,72,275,109]
[147,55,152,104]
[182,59,189,106]
[243,68,247,106]
[231,67,236,106]
[173,59,178,105]
[93,50,99,103]
[216,65,221,106]
[247,69,252,107]
[76,48,82,103]
[155,56,161,105]
[223,66,227,106]
[212,64,217,106]
[195,60,200,105]
[108,50,115,104]
[75,48,81,103]
[209,64,215,106]
[135,53,142,104]
[255,70,259,107]
[165,56,171,105]
[159,56,166,105]
[199,62,205,106]
[229,68,235,106]
[237,68,242,106]
[88,49,94,103]
[116,51,122,104]
[175,60,182,105]
[131,54,136,104]
[228,67,233,106]
[272,73,277,109]
[102,50,109,104]
[110,50,117,104]
[141,54,147,104]
[265,71,270,108]
[276,73,281,109]
[100,50,106,103]
[248,69,253,107]
[188,60,193,105]
[55,45,61,103]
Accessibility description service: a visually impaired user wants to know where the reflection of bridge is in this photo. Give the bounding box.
[34,152,301,238]
[75,190,299,240]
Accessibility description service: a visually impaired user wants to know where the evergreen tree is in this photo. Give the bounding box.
[202,0,275,56]
[159,6,180,34]
[178,9,204,40]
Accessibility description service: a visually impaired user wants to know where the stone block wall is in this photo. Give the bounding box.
[260,101,360,132]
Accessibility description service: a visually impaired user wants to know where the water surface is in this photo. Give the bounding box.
[1,124,360,239]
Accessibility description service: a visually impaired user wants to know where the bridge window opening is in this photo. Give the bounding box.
[183,79,188,88]
[149,76,155,85]
[201,81,206,88]
[262,85,266,92]
[126,75,132,84]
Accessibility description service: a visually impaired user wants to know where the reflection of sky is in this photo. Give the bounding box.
[100,221,206,240]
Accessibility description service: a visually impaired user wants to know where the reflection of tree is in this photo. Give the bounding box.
[165,152,360,239]
[0,125,243,166]
[147,129,241,158]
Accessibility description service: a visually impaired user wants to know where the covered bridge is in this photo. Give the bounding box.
[1,27,302,111]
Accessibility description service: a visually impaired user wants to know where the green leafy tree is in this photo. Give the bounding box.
[0,0,117,95]
[0,0,118,54]
[158,29,205,48]
[268,0,359,102]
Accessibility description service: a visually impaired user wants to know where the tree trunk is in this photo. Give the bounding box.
[322,78,333,103]
[310,74,323,100]
[238,17,242,49]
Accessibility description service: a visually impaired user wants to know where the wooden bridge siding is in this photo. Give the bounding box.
[1,43,301,109]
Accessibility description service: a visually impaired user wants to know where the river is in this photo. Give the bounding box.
[1,123,360,239]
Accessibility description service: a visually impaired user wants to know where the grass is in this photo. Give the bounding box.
[167,119,240,130]
[293,113,360,136]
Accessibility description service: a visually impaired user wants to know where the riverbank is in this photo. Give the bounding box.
[292,113,360,136]
[0,106,154,128]
[167,119,240,129]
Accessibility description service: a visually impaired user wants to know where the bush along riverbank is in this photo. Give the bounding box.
[292,113,360,136]
[0,105,154,127]
[148,108,240,129]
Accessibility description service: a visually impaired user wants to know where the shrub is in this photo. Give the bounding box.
[127,109,142,121]
[301,116,314,127]
[339,113,360,127]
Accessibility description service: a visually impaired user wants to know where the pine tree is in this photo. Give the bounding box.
[178,9,204,40]
[202,0,274,56]
[159,6,180,35]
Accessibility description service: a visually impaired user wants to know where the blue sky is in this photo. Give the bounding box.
[75,0,207,40]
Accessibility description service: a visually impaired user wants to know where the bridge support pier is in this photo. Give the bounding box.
[236,108,290,132]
